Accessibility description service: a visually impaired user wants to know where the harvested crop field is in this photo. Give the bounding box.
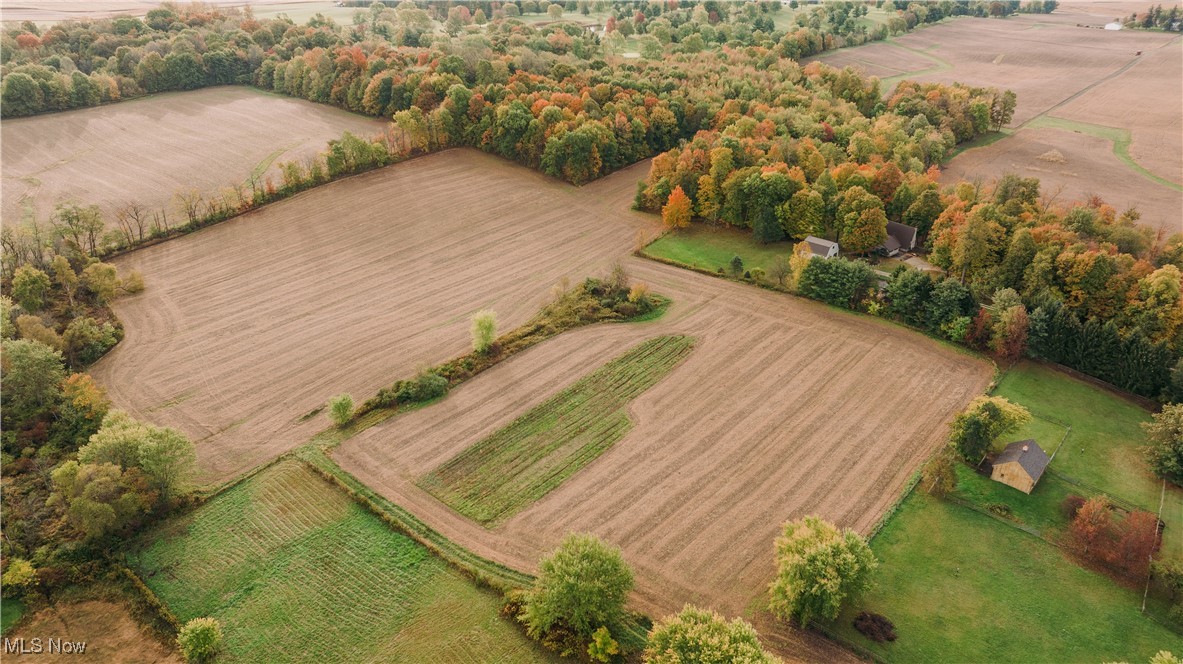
[130,460,557,663]
[90,150,659,481]
[940,126,1181,232]
[335,256,993,622]
[812,15,1177,125]
[4,600,180,664]
[0,86,386,227]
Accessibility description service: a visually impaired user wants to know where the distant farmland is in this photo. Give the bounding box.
[0,86,386,227]
[811,13,1183,233]
[130,461,556,663]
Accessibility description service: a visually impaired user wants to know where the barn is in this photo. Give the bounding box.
[990,439,1050,494]
[802,236,839,259]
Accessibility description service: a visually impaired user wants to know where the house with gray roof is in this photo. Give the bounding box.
[989,439,1050,494]
[878,221,919,257]
[801,235,839,259]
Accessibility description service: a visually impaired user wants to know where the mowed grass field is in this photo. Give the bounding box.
[420,335,695,526]
[643,225,794,275]
[0,86,386,227]
[129,461,556,664]
[831,491,1181,663]
[335,257,992,621]
[992,362,1182,559]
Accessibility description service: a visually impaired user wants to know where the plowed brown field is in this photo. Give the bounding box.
[334,256,991,627]
[0,86,386,227]
[91,150,658,481]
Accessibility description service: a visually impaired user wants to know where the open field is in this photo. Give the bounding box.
[129,460,556,663]
[992,361,1182,559]
[811,13,1183,234]
[830,492,1182,663]
[0,86,386,228]
[334,255,993,623]
[91,149,659,481]
[4,600,181,664]
[643,225,794,275]
[420,335,695,526]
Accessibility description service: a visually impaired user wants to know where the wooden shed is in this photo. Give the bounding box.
[989,439,1050,494]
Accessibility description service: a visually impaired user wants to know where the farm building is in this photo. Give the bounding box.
[990,440,1050,494]
[877,222,919,256]
[802,236,840,259]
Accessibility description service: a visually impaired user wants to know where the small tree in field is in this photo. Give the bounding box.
[645,605,777,664]
[728,255,744,278]
[471,310,497,354]
[662,185,692,230]
[178,617,223,663]
[329,393,353,427]
[948,396,1030,463]
[921,448,958,498]
[521,533,633,640]
[769,515,877,626]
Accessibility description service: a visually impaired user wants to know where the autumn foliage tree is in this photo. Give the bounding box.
[1069,496,1161,580]
[661,186,692,230]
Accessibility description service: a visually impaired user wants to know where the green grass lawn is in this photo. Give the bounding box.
[831,492,1182,663]
[129,461,556,663]
[420,335,694,526]
[992,362,1181,559]
[1,599,25,634]
[643,224,793,275]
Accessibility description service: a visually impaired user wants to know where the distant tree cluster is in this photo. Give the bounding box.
[1124,4,1183,31]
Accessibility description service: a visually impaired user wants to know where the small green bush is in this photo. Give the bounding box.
[177,617,222,663]
[396,372,448,403]
[328,394,353,427]
[471,310,497,354]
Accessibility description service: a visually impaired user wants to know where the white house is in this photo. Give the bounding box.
[802,236,839,259]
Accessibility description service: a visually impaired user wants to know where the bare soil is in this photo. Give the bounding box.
[1051,39,1183,187]
[4,601,180,664]
[334,255,991,632]
[90,150,657,482]
[0,86,386,228]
